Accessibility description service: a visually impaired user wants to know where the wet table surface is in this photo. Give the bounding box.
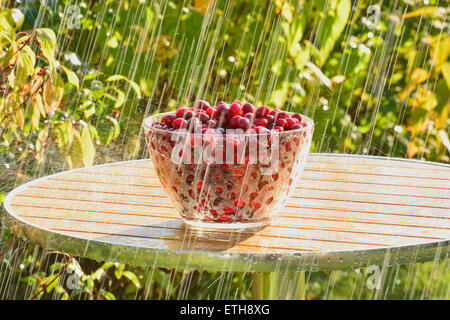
[3,154,450,272]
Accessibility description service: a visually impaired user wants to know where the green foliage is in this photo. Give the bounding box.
[0,8,136,170]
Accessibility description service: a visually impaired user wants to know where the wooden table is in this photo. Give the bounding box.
[3,154,450,299]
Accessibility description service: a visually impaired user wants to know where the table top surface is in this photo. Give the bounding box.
[3,154,450,272]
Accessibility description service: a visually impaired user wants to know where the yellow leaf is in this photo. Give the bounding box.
[429,35,450,69]
[400,7,442,19]
[43,73,64,114]
[331,75,346,84]
[194,0,213,14]
[411,68,429,84]
[81,126,95,167]
[440,63,450,90]
[15,108,24,130]
[407,142,419,158]
[30,103,40,130]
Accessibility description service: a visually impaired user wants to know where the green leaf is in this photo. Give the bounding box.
[106,116,120,139]
[100,290,116,300]
[81,126,95,167]
[114,89,125,109]
[0,42,18,68]
[36,28,57,81]
[0,8,24,30]
[60,65,80,90]
[314,0,351,66]
[35,28,57,63]
[30,102,41,130]
[106,75,141,98]
[123,271,141,288]
[15,45,35,85]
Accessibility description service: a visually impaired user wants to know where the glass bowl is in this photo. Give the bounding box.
[143,112,314,230]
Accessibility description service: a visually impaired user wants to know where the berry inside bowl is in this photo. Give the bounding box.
[143,101,314,230]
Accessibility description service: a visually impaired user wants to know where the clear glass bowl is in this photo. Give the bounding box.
[143,112,314,230]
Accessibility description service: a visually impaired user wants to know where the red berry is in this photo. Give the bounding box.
[286,118,297,127]
[172,118,187,129]
[223,206,235,214]
[200,113,210,123]
[216,187,223,194]
[162,114,177,127]
[269,109,280,116]
[176,107,188,118]
[285,142,291,152]
[206,107,217,118]
[229,115,241,129]
[183,110,194,120]
[273,126,284,133]
[206,120,217,128]
[243,103,255,114]
[234,200,246,207]
[229,102,243,117]
[194,100,211,110]
[216,103,230,115]
[252,202,261,209]
[202,128,216,144]
[292,113,302,122]
[186,175,194,184]
[244,113,254,121]
[254,126,269,134]
[197,181,203,189]
[277,111,288,119]
[253,118,268,127]
[289,124,302,130]
[237,116,250,130]
[219,214,231,221]
[276,118,288,128]
[255,105,270,118]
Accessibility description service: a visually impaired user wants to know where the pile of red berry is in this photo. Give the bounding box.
[152,100,308,133]
[146,100,313,227]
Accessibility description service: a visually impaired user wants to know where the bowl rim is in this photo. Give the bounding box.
[142,111,314,137]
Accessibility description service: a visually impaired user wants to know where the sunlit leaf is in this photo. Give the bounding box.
[100,289,116,300]
[193,0,213,15]
[314,0,351,66]
[30,102,41,130]
[81,126,95,167]
[35,28,57,63]
[15,45,35,85]
[123,271,141,288]
[411,68,429,84]
[15,108,24,131]
[441,62,450,90]
[60,65,79,90]
[43,73,64,114]
[331,75,346,84]
[400,7,443,19]
[106,75,141,98]
[0,8,24,30]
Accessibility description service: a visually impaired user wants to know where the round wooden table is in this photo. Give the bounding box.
[3,154,450,299]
